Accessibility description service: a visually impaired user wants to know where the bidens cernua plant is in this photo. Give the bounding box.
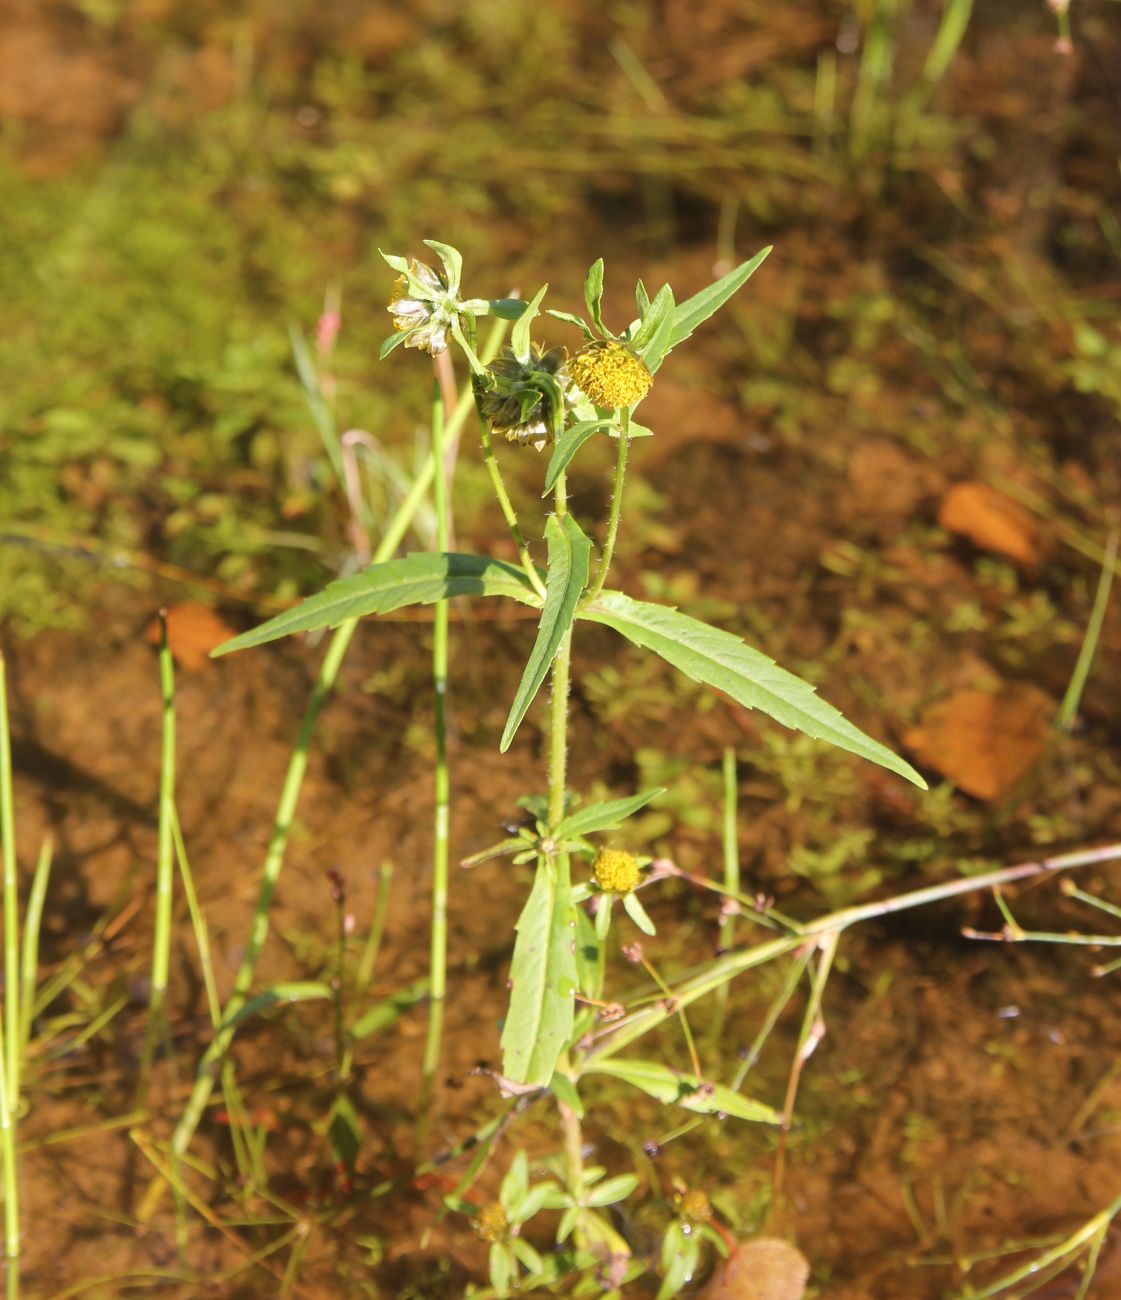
[213,239,925,1295]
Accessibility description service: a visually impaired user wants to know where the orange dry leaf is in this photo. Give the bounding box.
[701,1237,810,1300]
[144,603,234,673]
[938,481,1038,567]
[903,686,1052,800]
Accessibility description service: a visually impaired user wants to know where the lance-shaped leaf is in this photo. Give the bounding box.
[542,418,617,497]
[214,553,541,656]
[512,283,549,364]
[349,977,429,1041]
[500,514,592,752]
[580,591,926,787]
[500,860,578,1085]
[632,283,676,375]
[668,246,771,350]
[553,788,665,839]
[584,1058,781,1123]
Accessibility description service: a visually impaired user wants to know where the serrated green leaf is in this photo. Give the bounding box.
[501,515,592,751]
[512,283,549,363]
[214,553,541,656]
[585,1058,781,1123]
[542,419,617,497]
[378,331,409,360]
[584,258,606,335]
[500,859,578,1085]
[553,788,665,839]
[580,592,926,787]
[421,238,462,294]
[668,247,771,350]
[349,977,429,1040]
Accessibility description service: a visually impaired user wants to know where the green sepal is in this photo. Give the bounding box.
[421,238,463,295]
[584,258,607,335]
[501,514,592,752]
[546,308,595,339]
[512,283,549,364]
[378,331,409,360]
[622,892,656,935]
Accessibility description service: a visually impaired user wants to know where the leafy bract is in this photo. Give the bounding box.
[512,283,549,363]
[668,247,771,350]
[584,1058,781,1123]
[631,283,676,374]
[500,859,578,1085]
[583,258,607,335]
[580,591,926,787]
[542,419,616,497]
[213,553,541,656]
[500,515,592,752]
[553,788,665,839]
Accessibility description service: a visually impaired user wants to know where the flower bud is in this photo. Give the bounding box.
[568,341,652,409]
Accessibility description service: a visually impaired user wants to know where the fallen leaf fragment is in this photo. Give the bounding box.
[701,1237,810,1300]
[903,685,1052,800]
[938,481,1038,567]
[144,603,234,673]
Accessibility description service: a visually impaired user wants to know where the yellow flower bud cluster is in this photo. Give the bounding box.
[593,849,641,895]
[568,341,652,409]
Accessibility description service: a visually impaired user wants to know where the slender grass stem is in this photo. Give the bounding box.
[1058,528,1117,732]
[0,657,18,1282]
[713,747,739,1031]
[0,656,19,1116]
[419,376,453,1136]
[584,414,630,605]
[149,611,176,1022]
[354,862,393,998]
[168,324,510,1166]
[19,838,51,1053]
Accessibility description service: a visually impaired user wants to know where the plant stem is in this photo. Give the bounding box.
[419,377,452,1138]
[475,407,547,602]
[714,747,739,1032]
[149,612,176,1026]
[0,657,18,1284]
[584,411,630,605]
[169,324,511,1165]
[0,657,19,1116]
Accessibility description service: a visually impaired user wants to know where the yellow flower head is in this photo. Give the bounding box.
[594,849,641,895]
[473,1200,508,1243]
[568,341,652,409]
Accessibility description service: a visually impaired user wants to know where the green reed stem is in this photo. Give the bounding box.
[169,324,510,1164]
[355,862,393,998]
[0,658,18,1282]
[0,657,19,1117]
[584,412,630,605]
[149,612,176,1021]
[1058,528,1117,732]
[713,747,739,1031]
[420,377,452,1128]
[19,837,52,1053]
[475,408,547,602]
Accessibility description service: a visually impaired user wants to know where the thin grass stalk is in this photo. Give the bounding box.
[19,837,51,1052]
[0,656,19,1115]
[149,611,176,1021]
[420,377,452,1128]
[354,862,393,998]
[713,748,739,1031]
[1058,528,1117,731]
[169,323,511,1164]
[170,810,221,1029]
[475,409,547,601]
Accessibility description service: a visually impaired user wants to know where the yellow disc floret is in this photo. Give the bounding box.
[594,849,641,895]
[569,341,652,409]
[473,1200,508,1243]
